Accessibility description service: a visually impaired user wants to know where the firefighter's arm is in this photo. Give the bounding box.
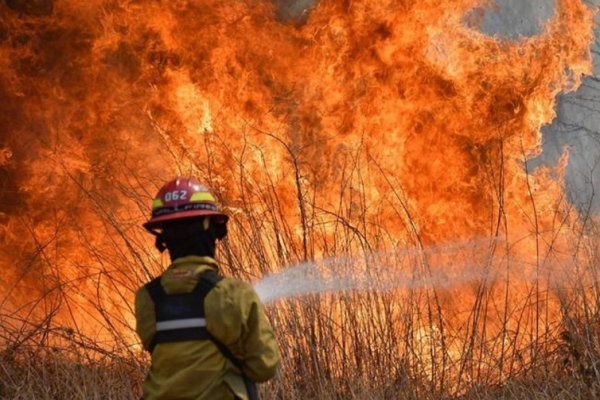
[134,287,156,351]
[237,283,280,382]
[206,280,280,382]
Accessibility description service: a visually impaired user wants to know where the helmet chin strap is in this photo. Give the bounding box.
[155,233,168,253]
[148,227,168,253]
[203,217,227,240]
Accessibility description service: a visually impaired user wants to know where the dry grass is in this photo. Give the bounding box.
[0,348,143,399]
[0,346,599,399]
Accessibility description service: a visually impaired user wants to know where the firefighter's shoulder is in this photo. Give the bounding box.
[204,276,265,335]
[209,276,261,306]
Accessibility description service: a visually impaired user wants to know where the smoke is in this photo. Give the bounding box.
[274,0,316,23]
[476,0,556,39]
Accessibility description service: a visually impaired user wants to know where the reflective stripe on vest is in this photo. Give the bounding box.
[156,318,207,331]
[145,269,223,352]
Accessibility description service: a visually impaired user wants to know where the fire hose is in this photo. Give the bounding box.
[208,332,259,400]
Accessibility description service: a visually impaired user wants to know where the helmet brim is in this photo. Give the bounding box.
[143,210,229,232]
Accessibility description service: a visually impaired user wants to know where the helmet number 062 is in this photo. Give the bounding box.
[164,190,188,202]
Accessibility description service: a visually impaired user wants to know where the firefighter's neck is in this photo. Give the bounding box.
[167,239,217,261]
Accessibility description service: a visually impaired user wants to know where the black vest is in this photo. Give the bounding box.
[145,269,222,353]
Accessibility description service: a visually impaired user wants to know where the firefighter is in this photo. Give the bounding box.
[135,177,280,400]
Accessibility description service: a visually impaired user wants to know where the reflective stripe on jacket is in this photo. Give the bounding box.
[135,256,280,400]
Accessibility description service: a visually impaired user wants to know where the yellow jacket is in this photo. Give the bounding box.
[135,256,280,400]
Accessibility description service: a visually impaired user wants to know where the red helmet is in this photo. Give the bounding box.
[143,177,228,232]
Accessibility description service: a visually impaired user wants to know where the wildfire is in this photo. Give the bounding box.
[0,0,596,393]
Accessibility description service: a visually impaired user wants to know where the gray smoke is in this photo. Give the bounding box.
[478,0,556,38]
[275,0,316,23]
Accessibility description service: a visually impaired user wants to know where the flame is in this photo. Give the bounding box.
[0,0,596,391]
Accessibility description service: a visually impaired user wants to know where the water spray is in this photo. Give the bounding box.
[254,238,502,304]
[254,237,579,304]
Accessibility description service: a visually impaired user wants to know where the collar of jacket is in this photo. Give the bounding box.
[168,255,219,271]
[160,256,220,294]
